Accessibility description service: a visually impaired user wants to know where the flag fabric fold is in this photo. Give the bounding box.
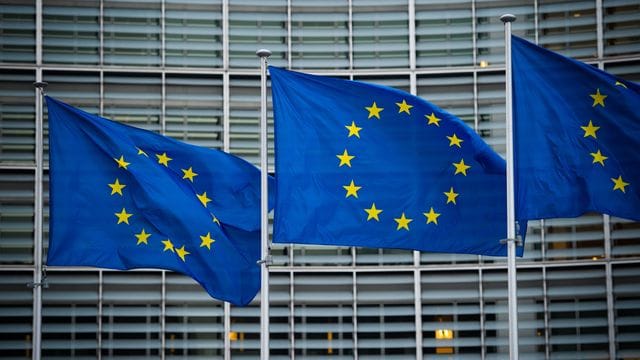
[512,35,640,222]
[270,66,525,256]
[46,96,271,305]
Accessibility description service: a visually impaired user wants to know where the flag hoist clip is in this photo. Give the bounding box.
[27,266,48,289]
[34,81,48,96]
[500,221,523,246]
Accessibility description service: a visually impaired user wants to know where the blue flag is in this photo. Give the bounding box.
[512,36,640,222]
[46,96,271,305]
[270,67,524,256]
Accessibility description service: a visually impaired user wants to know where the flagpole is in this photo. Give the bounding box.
[256,48,272,360]
[32,81,48,360]
[500,14,519,360]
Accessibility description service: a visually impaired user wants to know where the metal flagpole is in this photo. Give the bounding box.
[256,48,272,360]
[500,14,519,360]
[31,81,48,360]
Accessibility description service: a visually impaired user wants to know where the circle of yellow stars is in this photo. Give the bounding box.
[583,86,630,194]
[108,148,220,263]
[337,98,470,233]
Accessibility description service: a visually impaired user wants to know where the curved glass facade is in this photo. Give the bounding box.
[1,0,639,358]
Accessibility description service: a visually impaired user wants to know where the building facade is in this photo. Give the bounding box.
[0,0,639,358]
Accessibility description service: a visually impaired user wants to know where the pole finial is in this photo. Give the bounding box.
[500,14,516,23]
[33,81,48,95]
[256,49,272,58]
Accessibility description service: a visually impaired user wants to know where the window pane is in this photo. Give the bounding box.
[165,0,222,68]
[165,74,223,148]
[291,0,349,70]
[0,271,33,357]
[0,170,33,264]
[43,0,100,65]
[0,0,35,63]
[103,73,162,132]
[165,273,224,357]
[538,0,598,59]
[415,0,473,68]
[103,0,161,66]
[0,69,35,164]
[603,0,640,57]
[101,272,162,358]
[352,0,409,69]
[229,0,288,68]
[42,271,99,358]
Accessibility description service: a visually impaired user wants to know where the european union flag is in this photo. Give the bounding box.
[46,96,270,305]
[270,67,524,256]
[512,36,640,222]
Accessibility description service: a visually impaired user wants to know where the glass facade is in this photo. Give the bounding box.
[1,0,639,358]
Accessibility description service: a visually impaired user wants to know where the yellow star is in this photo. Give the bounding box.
[423,207,441,225]
[108,178,126,196]
[135,229,151,245]
[615,81,627,89]
[590,150,608,166]
[581,120,600,139]
[396,99,413,114]
[200,232,216,250]
[364,203,383,221]
[611,175,629,193]
[447,133,463,148]
[590,88,607,107]
[162,239,175,253]
[136,147,148,157]
[114,155,130,169]
[156,152,172,167]
[176,245,190,262]
[197,191,212,207]
[212,213,221,225]
[345,121,362,138]
[426,113,441,126]
[394,212,412,231]
[443,187,459,204]
[365,102,383,119]
[336,149,355,167]
[114,208,132,225]
[343,180,362,198]
[453,159,471,176]
[182,167,198,182]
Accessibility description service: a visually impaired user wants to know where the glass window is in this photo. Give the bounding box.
[165,74,223,148]
[165,0,222,68]
[415,0,473,68]
[43,0,100,65]
[101,272,162,358]
[103,0,161,67]
[603,0,640,57]
[423,270,481,356]
[229,0,288,68]
[291,0,349,70]
[103,72,162,132]
[230,303,260,356]
[546,266,609,358]
[613,263,640,358]
[476,0,535,67]
[352,0,409,69]
[228,75,274,167]
[538,0,598,59]
[294,272,354,356]
[0,271,33,357]
[164,273,224,357]
[0,170,33,264]
[357,272,415,356]
[544,214,605,261]
[0,0,35,63]
[0,69,35,164]
[42,271,99,358]
[476,71,506,156]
